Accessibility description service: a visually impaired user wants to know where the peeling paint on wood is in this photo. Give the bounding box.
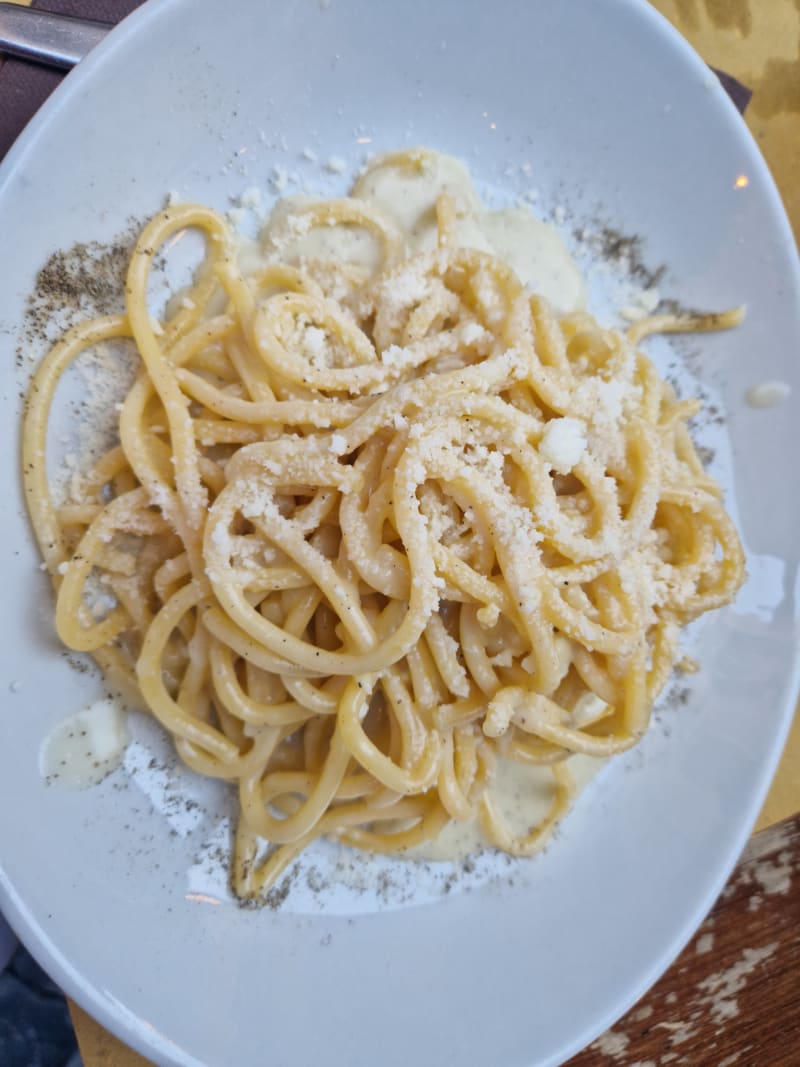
[568,815,800,1065]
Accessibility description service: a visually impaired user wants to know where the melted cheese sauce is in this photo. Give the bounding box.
[256,147,585,313]
[409,754,607,862]
[40,696,129,789]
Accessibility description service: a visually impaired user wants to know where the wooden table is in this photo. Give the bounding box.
[2,1,798,1064]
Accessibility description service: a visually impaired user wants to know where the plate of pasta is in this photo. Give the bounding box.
[0,1,798,1066]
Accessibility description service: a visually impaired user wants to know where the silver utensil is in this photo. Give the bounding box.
[0,2,109,70]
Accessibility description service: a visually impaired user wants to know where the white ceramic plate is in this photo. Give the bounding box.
[0,1,798,1065]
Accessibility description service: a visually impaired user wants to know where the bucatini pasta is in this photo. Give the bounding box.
[23,149,745,899]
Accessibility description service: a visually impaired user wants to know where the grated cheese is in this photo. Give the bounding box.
[538,417,587,474]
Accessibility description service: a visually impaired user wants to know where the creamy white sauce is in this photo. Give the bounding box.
[40,696,129,789]
[256,147,585,314]
[451,209,586,312]
[745,380,791,409]
[236,235,267,278]
[265,193,383,272]
[353,149,481,243]
[410,753,607,863]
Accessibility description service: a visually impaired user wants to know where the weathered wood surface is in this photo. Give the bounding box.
[567,815,800,1066]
